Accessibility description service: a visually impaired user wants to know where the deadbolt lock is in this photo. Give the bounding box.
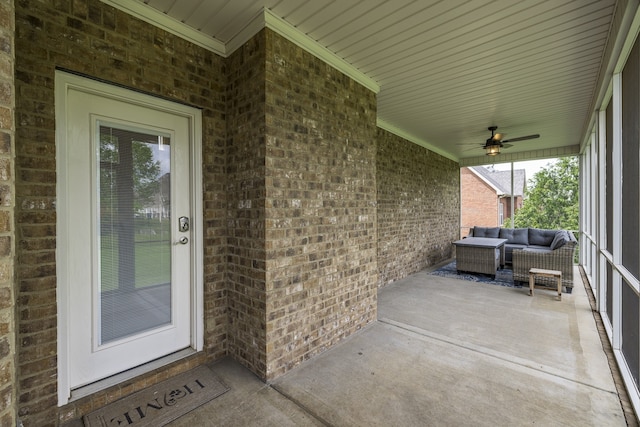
[179,216,190,232]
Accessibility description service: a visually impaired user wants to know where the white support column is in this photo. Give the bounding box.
[510,162,515,227]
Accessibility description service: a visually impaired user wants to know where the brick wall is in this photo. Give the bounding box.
[460,167,498,237]
[226,30,268,377]
[377,129,459,287]
[224,29,379,380]
[263,30,378,379]
[0,0,15,425]
[499,195,523,225]
[10,0,464,423]
[14,1,227,424]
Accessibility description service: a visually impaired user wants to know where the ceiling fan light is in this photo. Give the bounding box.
[485,144,500,156]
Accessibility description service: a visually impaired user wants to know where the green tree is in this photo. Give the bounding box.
[507,157,579,230]
[131,140,161,209]
[100,136,161,214]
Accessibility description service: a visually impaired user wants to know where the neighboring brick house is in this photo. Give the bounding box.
[460,166,526,237]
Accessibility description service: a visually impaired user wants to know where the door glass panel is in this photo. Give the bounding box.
[99,124,172,344]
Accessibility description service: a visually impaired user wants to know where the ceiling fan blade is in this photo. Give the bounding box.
[502,143,513,149]
[501,134,540,143]
[463,145,483,152]
[493,133,504,141]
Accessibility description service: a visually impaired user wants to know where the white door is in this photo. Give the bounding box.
[56,72,203,399]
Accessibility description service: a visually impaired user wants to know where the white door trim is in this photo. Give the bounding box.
[55,71,203,405]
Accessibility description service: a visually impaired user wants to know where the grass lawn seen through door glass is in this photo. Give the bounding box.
[101,219,171,292]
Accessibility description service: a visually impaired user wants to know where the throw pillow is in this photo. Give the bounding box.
[550,230,570,250]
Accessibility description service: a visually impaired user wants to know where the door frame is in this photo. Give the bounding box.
[55,71,204,405]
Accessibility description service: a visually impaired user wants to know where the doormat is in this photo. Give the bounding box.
[83,365,229,427]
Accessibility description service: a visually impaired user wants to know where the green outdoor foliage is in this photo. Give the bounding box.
[131,141,162,208]
[505,157,579,231]
[100,136,162,214]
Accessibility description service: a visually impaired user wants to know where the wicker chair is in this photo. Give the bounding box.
[512,234,577,293]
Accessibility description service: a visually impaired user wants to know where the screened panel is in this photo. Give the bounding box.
[607,262,614,324]
[622,279,640,387]
[622,37,640,280]
[99,124,172,344]
[606,101,613,254]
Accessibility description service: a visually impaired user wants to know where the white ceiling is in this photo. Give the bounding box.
[106,0,620,165]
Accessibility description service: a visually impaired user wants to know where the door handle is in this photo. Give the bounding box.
[178,236,188,245]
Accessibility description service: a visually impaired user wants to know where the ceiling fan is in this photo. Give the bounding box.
[483,126,540,156]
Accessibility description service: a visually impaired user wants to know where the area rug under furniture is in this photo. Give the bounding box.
[429,261,518,289]
[83,365,229,427]
[452,237,508,278]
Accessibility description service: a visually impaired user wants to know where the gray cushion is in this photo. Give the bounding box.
[504,243,527,262]
[528,228,556,246]
[505,243,528,251]
[499,228,529,245]
[523,246,553,254]
[513,228,529,244]
[550,230,570,250]
[527,245,552,251]
[499,228,513,240]
[473,226,500,238]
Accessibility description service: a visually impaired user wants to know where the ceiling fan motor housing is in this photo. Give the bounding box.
[480,126,540,155]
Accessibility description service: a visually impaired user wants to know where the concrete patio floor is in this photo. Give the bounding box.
[165,265,631,426]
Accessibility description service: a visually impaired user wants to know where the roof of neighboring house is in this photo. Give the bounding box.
[469,167,526,197]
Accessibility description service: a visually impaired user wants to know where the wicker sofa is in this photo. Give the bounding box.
[468,227,577,293]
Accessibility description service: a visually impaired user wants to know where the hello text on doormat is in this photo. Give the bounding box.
[83,365,229,427]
